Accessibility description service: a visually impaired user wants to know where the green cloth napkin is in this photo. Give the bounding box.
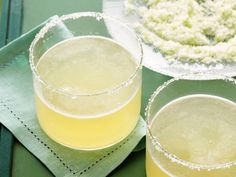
[0,21,146,177]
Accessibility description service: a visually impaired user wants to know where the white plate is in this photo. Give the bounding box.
[103,0,236,79]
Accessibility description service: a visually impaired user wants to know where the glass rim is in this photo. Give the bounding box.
[29,12,143,97]
[145,73,236,170]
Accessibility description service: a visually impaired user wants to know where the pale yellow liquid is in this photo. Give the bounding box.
[146,95,236,177]
[35,36,141,150]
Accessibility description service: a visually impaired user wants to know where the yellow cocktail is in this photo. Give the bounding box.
[146,76,236,177]
[30,13,142,150]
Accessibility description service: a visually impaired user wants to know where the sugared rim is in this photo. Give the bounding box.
[145,73,236,170]
[29,12,143,97]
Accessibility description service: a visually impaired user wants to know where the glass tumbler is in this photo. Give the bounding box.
[29,12,142,150]
[146,73,236,177]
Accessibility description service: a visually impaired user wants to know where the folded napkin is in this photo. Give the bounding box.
[0,21,146,177]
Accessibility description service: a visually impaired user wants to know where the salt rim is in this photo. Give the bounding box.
[145,73,236,171]
[29,12,143,97]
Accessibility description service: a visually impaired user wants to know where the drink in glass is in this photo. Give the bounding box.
[146,74,236,177]
[29,12,142,150]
